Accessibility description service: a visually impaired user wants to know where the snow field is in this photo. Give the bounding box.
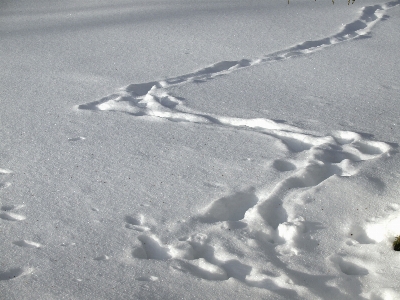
[1,0,400,299]
[73,1,400,298]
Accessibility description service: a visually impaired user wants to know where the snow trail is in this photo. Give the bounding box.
[76,1,399,298]
[78,0,400,120]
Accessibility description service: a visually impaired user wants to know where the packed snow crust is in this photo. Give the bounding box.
[1,0,400,299]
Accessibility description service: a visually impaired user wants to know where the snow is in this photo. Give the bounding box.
[1,0,400,299]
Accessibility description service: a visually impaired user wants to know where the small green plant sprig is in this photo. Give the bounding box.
[393,236,400,251]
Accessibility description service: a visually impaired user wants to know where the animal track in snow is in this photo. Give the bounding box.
[331,256,369,276]
[133,235,172,260]
[76,0,399,296]
[0,182,11,190]
[0,169,26,221]
[94,255,109,261]
[127,124,393,292]
[335,203,400,297]
[119,114,394,292]
[0,204,26,222]
[0,168,12,190]
[78,0,400,129]
[347,225,376,244]
[348,204,400,245]
[68,136,86,142]
[136,275,159,282]
[132,231,298,293]
[124,214,150,232]
[0,168,12,175]
[1,204,25,211]
[13,240,42,248]
[198,188,258,223]
[272,159,297,172]
[0,267,33,281]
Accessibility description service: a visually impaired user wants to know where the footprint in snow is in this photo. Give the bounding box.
[0,205,26,222]
[68,136,86,142]
[331,255,369,276]
[13,240,42,248]
[136,276,159,282]
[0,267,33,281]
[132,235,172,260]
[124,215,150,232]
[272,159,297,172]
[94,255,109,261]
[197,188,258,223]
[0,168,12,190]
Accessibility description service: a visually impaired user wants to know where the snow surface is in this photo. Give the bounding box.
[1,0,400,299]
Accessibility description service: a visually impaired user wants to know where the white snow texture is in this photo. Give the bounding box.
[1,0,400,299]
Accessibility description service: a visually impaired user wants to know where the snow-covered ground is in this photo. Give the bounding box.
[1,0,400,299]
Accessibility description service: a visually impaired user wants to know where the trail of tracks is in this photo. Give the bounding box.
[75,1,400,297]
